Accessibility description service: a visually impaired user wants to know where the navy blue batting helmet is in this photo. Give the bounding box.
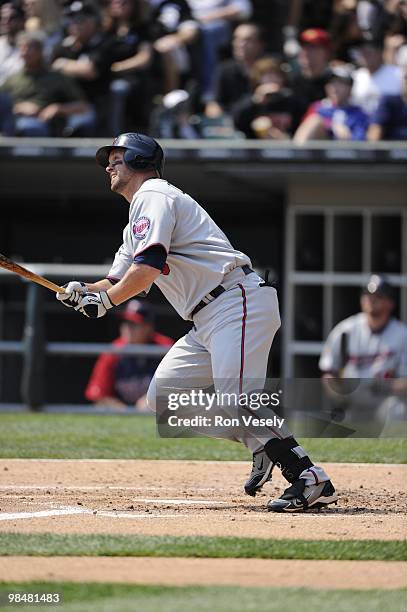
[96,133,164,177]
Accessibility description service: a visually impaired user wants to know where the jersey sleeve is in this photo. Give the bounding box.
[134,244,167,270]
[107,224,134,282]
[130,191,176,258]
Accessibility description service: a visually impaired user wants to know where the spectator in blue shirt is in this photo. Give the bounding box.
[294,64,369,142]
[368,65,407,140]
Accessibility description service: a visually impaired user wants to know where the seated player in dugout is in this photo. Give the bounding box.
[319,275,407,420]
[85,299,173,411]
[320,275,407,380]
[56,132,338,513]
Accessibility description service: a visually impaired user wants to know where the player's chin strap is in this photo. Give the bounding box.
[259,269,277,288]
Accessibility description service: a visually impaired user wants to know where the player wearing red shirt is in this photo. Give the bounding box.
[85,300,173,409]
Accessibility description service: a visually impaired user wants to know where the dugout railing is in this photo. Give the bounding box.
[0,264,170,411]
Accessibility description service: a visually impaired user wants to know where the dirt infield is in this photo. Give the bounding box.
[1,557,406,589]
[0,459,406,588]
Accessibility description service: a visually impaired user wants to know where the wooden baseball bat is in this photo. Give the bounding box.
[0,253,66,293]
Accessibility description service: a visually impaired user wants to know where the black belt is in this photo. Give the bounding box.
[191,265,254,318]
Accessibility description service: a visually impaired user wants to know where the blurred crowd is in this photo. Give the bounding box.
[0,0,406,140]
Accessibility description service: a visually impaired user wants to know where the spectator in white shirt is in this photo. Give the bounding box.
[352,37,403,114]
[0,2,25,86]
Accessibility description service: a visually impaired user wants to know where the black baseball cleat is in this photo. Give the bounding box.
[244,450,273,496]
[267,478,338,512]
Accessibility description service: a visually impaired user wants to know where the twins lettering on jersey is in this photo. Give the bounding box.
[133,216,151,240]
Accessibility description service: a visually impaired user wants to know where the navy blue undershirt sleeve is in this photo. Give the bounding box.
[133,244,167,271]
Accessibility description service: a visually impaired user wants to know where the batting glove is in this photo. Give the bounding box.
[74,291,115,319]
[56,281,87,308]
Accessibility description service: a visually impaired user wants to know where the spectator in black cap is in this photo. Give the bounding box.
[85,299,174,410]
[51,0,116,133]
[294,64,369,143]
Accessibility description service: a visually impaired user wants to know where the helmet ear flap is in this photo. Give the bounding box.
[123,148,155,171]
[123,144,162,172]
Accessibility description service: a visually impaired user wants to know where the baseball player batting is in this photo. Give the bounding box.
[56,133,338,512]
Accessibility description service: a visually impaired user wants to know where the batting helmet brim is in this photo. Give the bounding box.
[95,145,124,168]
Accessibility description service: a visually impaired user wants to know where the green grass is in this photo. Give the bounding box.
[0,534,405,561]
[0,584,406,612]
[0,413,405,462]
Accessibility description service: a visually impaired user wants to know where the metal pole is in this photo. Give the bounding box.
[20,283,45,411]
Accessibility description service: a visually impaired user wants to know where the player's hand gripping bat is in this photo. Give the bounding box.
[0,253,66,293]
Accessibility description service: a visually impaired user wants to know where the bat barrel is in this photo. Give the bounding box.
[0,254,66,293]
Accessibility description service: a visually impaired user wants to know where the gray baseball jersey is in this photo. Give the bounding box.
[106,175,330,483]
[319,313,407,378]
[108,178,251,319]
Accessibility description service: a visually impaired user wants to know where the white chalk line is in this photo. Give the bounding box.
[0,507,178,521]
[0,507,86,521]
[0,505,238,521]
[0,493,228,522]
